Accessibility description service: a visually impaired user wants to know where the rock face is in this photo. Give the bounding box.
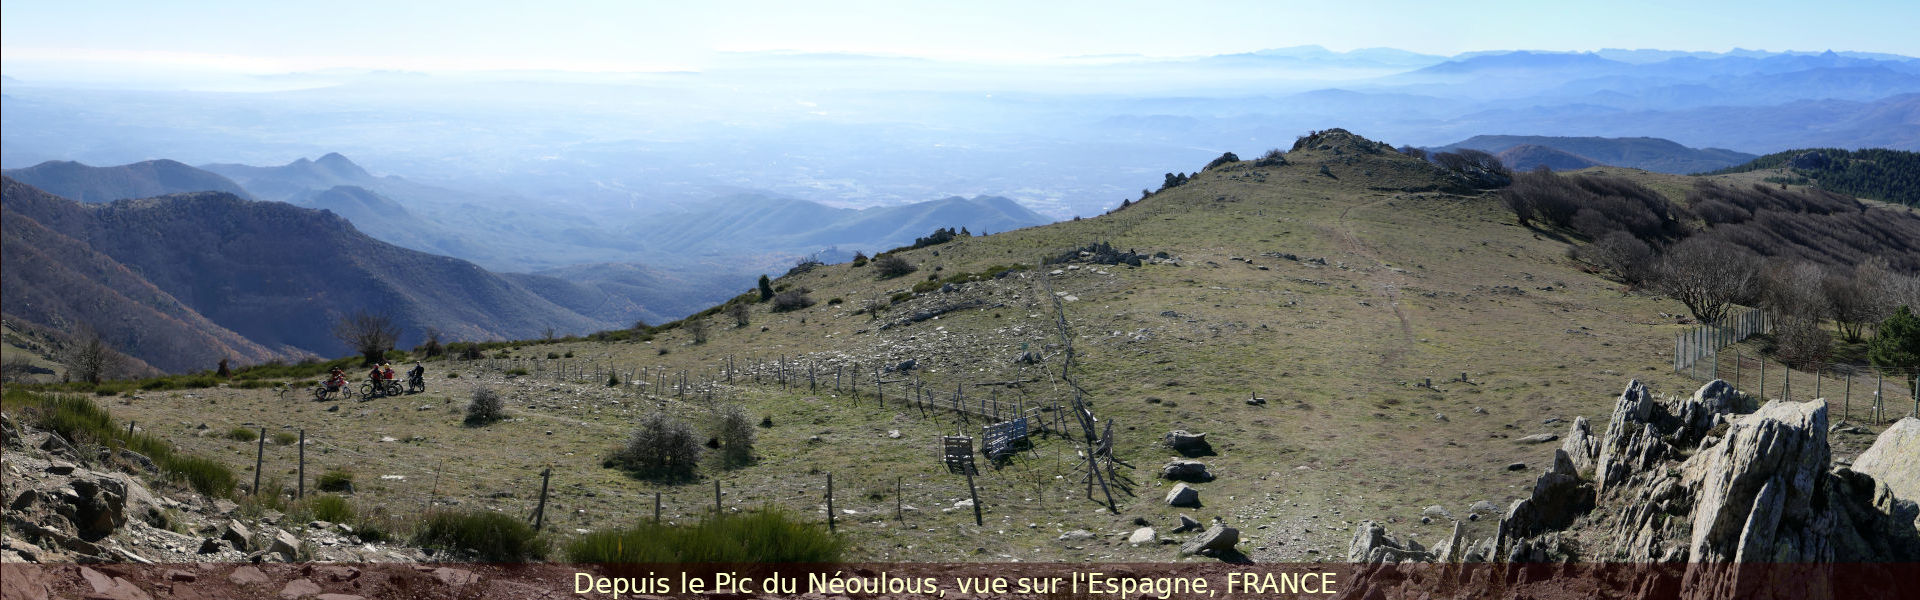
[1163,430,1214,457]
[1852,417,1920,503]
[1349,379,1920,598]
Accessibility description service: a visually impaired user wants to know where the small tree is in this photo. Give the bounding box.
[465,387,505,426]
[714,404,755,468]
[1868,305,1920,375]
[758,275,775,302]
[334,310,401,366]
[1655,237,1758,325]
[417,329,445,358]
[61,328,120,385]
[685,318,710,344]
[614,412,702,481]
[725,303,751,328]
[873,255,916,279]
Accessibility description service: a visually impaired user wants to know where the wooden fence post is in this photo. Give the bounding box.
[533,467,551,530]
[654,492,662,523]
[253,427,266,496]
[826,473,835,532]
[297,429,306,499]
[714,479,723,514]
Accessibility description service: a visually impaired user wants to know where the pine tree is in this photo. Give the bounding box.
[1868,305,1920,374]
[758,274,774,302]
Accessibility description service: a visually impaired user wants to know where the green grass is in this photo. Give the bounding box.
[412,509,548,561]
[306,494,355,523]
[316,468,355,493]
[225,426,259,442]
[563,508,843,563]
[270,432,299,445]
[6,389,237,497]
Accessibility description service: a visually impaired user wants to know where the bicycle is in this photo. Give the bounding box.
[313,380,350,401]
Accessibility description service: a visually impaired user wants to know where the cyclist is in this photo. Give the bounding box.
[408,362,425,382]
[325,367,347,393]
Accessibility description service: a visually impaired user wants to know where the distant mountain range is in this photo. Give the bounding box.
[1,176,625,369]
[1428,135,1759,174]
[2,159,253,203]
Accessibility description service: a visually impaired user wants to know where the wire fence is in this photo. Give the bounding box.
[1683,349,1918,424]
[1672,308,1769,373]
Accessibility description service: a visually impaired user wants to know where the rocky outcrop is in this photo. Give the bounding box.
[1347,520,1436,564]
[1351,379,1919,586]
[1852,417,1919,504]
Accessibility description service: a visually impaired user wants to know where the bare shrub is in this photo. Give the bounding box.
[714,404,755,468]
[725,303,750,328]
[771,289,814,312]
[60,328,123,385]
[1574,231,1656,284]
[333,310,401,366]
[685,318,710,344]
[613,412,702,481]
[1656,237,1759,324]
[465,387,505,426]
[873,255,916,279]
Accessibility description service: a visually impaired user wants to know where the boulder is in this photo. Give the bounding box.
[221,520,254,551]
[1515,433,1559,444]
[1180,524,1239,556]
[1173,514,1202,533]
[1852,417,1919,503]
[1164,430,1214,457]
[1128,527,1156,544]
[1165,483,1200,507]
[1348,520,1435,563]
[265,529,304,561]
[1559,416,1598,475]
[1160,459,1213,482]
[67,475,129,539]
[1681,399,1829,563]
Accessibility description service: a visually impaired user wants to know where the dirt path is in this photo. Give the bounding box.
[1335,198,1417,367]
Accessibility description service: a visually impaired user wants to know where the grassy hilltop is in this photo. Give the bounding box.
[70,129,1900,562]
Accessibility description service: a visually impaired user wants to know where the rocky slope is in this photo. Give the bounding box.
[1344,380,1920,598]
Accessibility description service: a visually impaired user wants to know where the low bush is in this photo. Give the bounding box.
[771,290,814,312]
[271,432,299,446]
[609,412,702,481]
[225,427,259,442]
[563,508,842,563]
[413,509,547,561]
[306,494,355,523]
[316,468,355,493]
[873,255,917,279]
[466,388,506,426]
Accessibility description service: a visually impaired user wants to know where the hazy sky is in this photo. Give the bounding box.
[4,0,1916,78]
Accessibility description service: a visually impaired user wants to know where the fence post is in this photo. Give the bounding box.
[297,429,306,499]
[965,468,983,526]
[253,427,266,496]
[533,467,551,530]
[654,492,662,523]
[1760,360,1766,400]
[1876,371,1885,423]
[826,473,835,532]
[714,479,722,514]
[1845,375,1852,423]
[1785,367,1792,402]
[895,477,903,522]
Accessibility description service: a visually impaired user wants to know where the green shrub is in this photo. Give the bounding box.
[505,367,530,377]
[225,427,259,442]
[162,454,238,497]
[306,494,355,523]
[316,468,355,493]
[714,404,755,468]
[564,508,841,563]
[413,509,547,561]
[271,432,299,446]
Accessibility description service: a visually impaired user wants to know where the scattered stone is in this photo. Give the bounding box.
[1180,524,1240,556]
[1515,433,1559,444]
[1165,483,1201,507]
[1174,514,1202,533]
[198,538,224,554]
[1506,462,1528,471]
[221,520,254,551]
[1058,530,1095,541]
[1160,459,1213,482]
[266,529,304,561]
[1421,505,1451,520]
[45,460,76,475]
[1164,430,1214,457]
[1128,527,1156,544]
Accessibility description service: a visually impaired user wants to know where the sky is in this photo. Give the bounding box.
[4,0,1917,81]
